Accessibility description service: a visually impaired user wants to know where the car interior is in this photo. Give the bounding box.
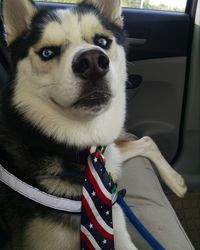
[0,0,199,249]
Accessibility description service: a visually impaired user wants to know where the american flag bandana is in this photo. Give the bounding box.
[80,148,116,250]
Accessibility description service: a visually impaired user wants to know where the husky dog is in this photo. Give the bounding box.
[0,0,187,249]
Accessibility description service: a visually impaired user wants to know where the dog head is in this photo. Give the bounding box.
[2,0,127,147]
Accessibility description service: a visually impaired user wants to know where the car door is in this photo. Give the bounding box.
[125,8,190,164]
[120,0,199,194]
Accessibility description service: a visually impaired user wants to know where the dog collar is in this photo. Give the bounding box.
[0,147,117,213]
[0,164,82,213]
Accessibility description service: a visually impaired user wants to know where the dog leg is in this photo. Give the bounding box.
[113,203,138,250]
[116,136,187,197]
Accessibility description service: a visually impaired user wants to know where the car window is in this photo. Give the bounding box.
[34,0,187,12]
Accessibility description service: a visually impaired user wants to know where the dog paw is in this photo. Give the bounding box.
[160,169,187,198]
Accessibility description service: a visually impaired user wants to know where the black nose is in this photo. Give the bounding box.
[72,49,110,80]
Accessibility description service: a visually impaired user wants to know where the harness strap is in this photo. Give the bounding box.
[0,164,82,213]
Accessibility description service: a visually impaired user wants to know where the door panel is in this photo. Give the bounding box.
[126,57,187,162]
[124,9,190,61]
[123,9,191,162]
[174,2,200,189]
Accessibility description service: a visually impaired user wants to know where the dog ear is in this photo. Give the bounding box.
[82,0,123,27]
[2,0,37,45]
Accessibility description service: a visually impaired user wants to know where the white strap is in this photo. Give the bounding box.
[0,164,82,213]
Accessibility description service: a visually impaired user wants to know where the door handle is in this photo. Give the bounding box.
[128,38,147,46]
[126,74,143,89]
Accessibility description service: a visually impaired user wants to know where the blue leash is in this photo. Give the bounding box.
[117,190,166,250]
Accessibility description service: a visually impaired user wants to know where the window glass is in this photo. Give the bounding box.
[34,0,187,12]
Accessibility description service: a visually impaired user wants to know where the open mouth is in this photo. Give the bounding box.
[73,91,112,109]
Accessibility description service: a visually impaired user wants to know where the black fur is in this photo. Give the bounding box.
[0,2,127,249]
[75,2,127,48]
[0,84,85,247]
[10,8,61,67]
[1,86,88,183]
[8,3,127,67]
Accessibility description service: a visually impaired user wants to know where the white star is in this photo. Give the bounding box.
[100,169,103,172]
[92,191,96,197]
[89,223,93,229]
[103,239,107,244]
[106,210,110,216]
[85,178,87,182]
[94,157,98,163]
[109,182,112,187]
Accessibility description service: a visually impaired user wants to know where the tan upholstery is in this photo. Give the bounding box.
[119,157,194,250]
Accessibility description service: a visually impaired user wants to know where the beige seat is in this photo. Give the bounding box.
[119,157,194,250]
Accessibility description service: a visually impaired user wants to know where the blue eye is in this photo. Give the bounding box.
[94,35,112,50]
[42,49,54,59]
[38,46,61,61]
[97,38,108,47]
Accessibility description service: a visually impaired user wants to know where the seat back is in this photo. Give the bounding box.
[0,13,10,248]
[0,13,10,89]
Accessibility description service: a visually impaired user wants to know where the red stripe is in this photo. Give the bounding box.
[85,164,112,206]
[94,151,104,163]
[80,231,95,250]
[82,196,114,241]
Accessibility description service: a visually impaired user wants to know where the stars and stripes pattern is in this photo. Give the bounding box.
[81,148,115,250]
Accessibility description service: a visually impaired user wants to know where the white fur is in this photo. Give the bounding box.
[13,9,127,147]
[113,203,137,250]
[24,217,80,250]
[120,136,187,198]
[104,144,123,182]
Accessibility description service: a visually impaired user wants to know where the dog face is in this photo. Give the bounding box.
[3,0,127,147]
